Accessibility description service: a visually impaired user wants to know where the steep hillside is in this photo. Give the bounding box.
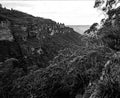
[0,5,82,68]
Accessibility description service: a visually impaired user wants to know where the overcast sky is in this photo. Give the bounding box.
[1,0,105,25]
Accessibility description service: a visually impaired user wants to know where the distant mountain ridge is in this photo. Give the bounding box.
[67,25,90,34]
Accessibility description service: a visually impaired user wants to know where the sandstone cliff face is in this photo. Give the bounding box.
[0,20,13,41]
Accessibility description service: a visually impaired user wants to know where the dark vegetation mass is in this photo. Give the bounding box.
[1,0,120,97]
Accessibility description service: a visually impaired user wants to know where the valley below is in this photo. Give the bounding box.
[67,25,90,34]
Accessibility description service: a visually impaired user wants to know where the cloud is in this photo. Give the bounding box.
[0,0,103,25]
[1,1,32,9]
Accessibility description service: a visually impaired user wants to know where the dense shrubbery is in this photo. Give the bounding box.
[0,46,112,98]
[84,52,120,98]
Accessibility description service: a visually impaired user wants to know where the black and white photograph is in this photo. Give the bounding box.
[0,0,120,98]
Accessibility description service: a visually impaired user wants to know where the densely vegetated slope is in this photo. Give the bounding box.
[0,5,82,68]
[82,1,120,98]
